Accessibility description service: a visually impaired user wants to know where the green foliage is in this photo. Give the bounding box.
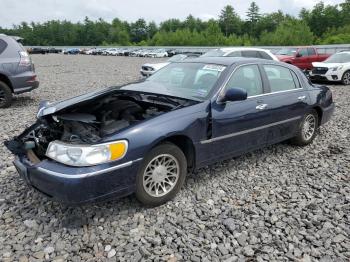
[0,0,349,46]
[259,19,314,46]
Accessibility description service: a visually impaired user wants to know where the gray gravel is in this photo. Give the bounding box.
[0,54,349,261]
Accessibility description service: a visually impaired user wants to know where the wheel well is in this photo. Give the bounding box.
[159,135,196,172]
[313,106,323,126]
[0,74,13,92]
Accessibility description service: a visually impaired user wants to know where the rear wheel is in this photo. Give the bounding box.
[0,81,12,108]
[135,143,187,206]
[290,110,319,146]
[341,70,350,85]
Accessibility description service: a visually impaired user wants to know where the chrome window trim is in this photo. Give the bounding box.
[200,116,301,144]
[36,158,143,179]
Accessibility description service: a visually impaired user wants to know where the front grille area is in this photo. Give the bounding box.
[312,67,328,75]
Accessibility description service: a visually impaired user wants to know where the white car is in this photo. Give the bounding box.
[106,48,119,56]
[202,47,278,61]
[310,51,350,85]
[140,54,191,77]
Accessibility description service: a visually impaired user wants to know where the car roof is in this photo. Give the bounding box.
[214,47,272,53]
[178,56,274,66]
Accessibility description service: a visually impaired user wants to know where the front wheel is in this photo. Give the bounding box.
[135,143,187,206]
[341,70,350,85]
[290,110,319,146]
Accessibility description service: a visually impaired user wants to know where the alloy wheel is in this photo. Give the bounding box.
[142,154,179,198]
[343,72,350,85]
[302,114,316,141]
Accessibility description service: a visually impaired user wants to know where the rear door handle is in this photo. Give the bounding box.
[298,95,306,101]
[256,104,268,110]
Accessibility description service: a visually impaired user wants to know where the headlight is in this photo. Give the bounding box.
[46,140,128,166]
[332,66,343,71]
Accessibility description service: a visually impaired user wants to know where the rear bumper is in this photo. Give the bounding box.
[11,72,39,94]
[13,155,142,204]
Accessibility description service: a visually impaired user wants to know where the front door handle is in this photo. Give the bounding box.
[256,104,268,110]
[298,95,306,101]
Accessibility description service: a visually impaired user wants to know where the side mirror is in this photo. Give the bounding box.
[218,88,247,103]
[295,53,302,58]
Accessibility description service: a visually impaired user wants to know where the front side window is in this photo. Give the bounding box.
[226,65,263,97]
[298,48,308,57]
[263,65,297,92]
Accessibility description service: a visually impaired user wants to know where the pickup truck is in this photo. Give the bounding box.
[276,47,330,71]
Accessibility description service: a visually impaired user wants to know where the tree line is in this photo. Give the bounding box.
[1,0,350,46]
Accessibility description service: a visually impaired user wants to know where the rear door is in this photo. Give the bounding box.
[260,64,309,144]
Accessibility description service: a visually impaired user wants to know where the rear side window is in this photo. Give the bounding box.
[263,65,297,92]
[258,51,273,60]
[0,39,8,55]
[242,50,259,58]
[227,51,242,57]
[298,48,308,57]
[307,48,316,56]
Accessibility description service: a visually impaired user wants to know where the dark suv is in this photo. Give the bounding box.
[0,34,39,108]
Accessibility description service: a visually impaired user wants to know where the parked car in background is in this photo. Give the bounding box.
[6,57,334,206]
[202,47,278,61]
[140,54,199,77]
[27,47,48,54]
[63,48,80,55]
[309,51,350,85]
[48,48,62,54]
[0,34,39,108]
[276,47,330,71]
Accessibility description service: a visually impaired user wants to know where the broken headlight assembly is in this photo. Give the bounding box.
[45,140,128,167]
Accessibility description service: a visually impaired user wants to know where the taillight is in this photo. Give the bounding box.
[19,51,31,66]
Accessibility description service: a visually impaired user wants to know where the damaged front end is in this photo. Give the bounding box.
[5,90,194,166]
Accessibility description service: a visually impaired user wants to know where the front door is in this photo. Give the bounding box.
[201,64,272,162]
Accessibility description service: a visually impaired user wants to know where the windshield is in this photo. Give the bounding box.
[201,49,226,57]
[276,48,297,56]
[324,53,350,63]
[146,62,226,100]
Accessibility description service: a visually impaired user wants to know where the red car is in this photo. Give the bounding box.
[276,47,330,71]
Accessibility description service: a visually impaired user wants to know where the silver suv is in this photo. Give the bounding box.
[0,34,39,108]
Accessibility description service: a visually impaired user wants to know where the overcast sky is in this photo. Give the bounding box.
[0,0,344,28]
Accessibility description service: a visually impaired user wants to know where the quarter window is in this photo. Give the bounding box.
[258,51,273,60]
[226,65,263,97]
[263,65,297,92]
[0,39,8,55]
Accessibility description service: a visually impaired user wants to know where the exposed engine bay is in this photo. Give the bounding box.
[7,91,194,159]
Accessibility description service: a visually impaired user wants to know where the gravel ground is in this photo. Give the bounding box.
[0,54,349,262]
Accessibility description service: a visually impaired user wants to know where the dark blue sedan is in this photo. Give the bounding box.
[6,57,334,206]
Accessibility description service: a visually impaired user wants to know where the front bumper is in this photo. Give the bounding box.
[140,69,154,77]
[13,154,142,204]
[309,72,341,82]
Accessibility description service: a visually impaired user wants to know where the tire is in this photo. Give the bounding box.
[135,142,187,206]
[290,110,319,146]
[0,81,13,108]
[341,70,350,85]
